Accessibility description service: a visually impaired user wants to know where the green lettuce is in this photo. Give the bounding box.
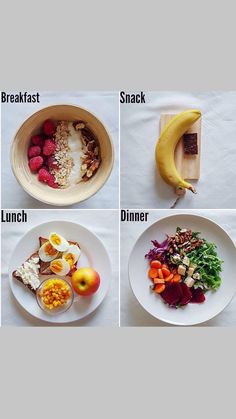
[188,240,223,290]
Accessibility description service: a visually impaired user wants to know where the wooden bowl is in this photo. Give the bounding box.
[11,105,114,206]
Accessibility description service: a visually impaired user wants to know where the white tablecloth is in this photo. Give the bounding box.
[1,91,119,209]
[1,210,118,326]
[120,91,236,209]
[120,209,236,326]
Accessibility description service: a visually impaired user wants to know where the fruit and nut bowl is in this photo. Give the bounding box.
[11,105,114,206]
[28,119,101,188]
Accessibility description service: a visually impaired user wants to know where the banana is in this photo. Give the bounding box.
[156,109,201,193]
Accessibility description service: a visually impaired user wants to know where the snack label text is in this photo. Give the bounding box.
[120,91,145,104]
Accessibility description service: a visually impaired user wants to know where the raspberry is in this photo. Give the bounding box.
[43,119,56,136]
[29,156,44,172]
[47,155,59,170]
[47,174,59,188]
[28,145,41,159]
[31,134,44,146]
[43,139,56,156]
[38,168,51,183]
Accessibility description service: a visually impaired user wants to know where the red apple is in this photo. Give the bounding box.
[71,267,100,296]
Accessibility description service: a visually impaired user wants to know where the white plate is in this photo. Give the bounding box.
[9,221,112,323]
[129,214,236,325]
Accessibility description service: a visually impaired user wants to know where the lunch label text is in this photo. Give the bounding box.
[1,210,28,223]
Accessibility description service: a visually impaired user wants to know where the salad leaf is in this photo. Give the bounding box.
[187,241,223,290]
[192,231,201,238]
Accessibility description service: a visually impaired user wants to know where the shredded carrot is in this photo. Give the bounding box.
[162,267,171,277]
[165,273,174,282]
[173,274,181,283]
[148,268,158,279]
[154,284,165,294]
[150,260,162,269]
[153,277,165,284]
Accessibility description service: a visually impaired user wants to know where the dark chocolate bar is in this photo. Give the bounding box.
[183,133,198,155]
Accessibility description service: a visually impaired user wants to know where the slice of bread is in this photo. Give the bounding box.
[12,237,80,295]
[39,237,80,276]
[12,252,39,294]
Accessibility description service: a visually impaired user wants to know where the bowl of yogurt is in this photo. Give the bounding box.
[11,104,114,206]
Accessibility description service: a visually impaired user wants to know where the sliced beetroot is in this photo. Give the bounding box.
[190,287,206,303]
[161,283,183,307]
[180,282,192,306]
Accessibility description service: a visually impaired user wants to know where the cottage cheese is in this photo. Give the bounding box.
[16,256,40,290]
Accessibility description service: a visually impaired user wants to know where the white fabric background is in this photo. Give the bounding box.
[1,91,119,209]
[1,210,119,326]
[120,91,236,209]
[120,209,236,326]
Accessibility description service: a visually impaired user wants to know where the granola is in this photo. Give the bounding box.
[28,118,101,189]
[50,121,74,188]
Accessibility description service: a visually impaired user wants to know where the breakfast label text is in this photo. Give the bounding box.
[1,92,40,103]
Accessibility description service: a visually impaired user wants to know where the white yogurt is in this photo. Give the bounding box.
[67,122,84,185]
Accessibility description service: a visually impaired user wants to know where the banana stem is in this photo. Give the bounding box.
[170,184,196,208]
[189,185,197,194]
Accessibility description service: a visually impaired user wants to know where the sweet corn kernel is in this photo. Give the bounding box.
[40,279,71,310]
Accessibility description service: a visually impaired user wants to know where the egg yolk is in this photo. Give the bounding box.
[51,260,63,273]
[51,234,61,246]
[45,242,58,256]
[64,253,75,267]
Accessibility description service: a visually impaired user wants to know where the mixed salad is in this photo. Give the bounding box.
[145,227,223,308]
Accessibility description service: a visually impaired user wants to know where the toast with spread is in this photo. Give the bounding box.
[12,232,81,294]
[12,252,40,294]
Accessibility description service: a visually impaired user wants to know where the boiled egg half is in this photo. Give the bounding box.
[63,245,81,267]
[39,241,59,262]
[49,233,69,252]
[50,259,70,276]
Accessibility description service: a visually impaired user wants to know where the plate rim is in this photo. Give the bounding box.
[9,220,112,324]
[128,213,236,326]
